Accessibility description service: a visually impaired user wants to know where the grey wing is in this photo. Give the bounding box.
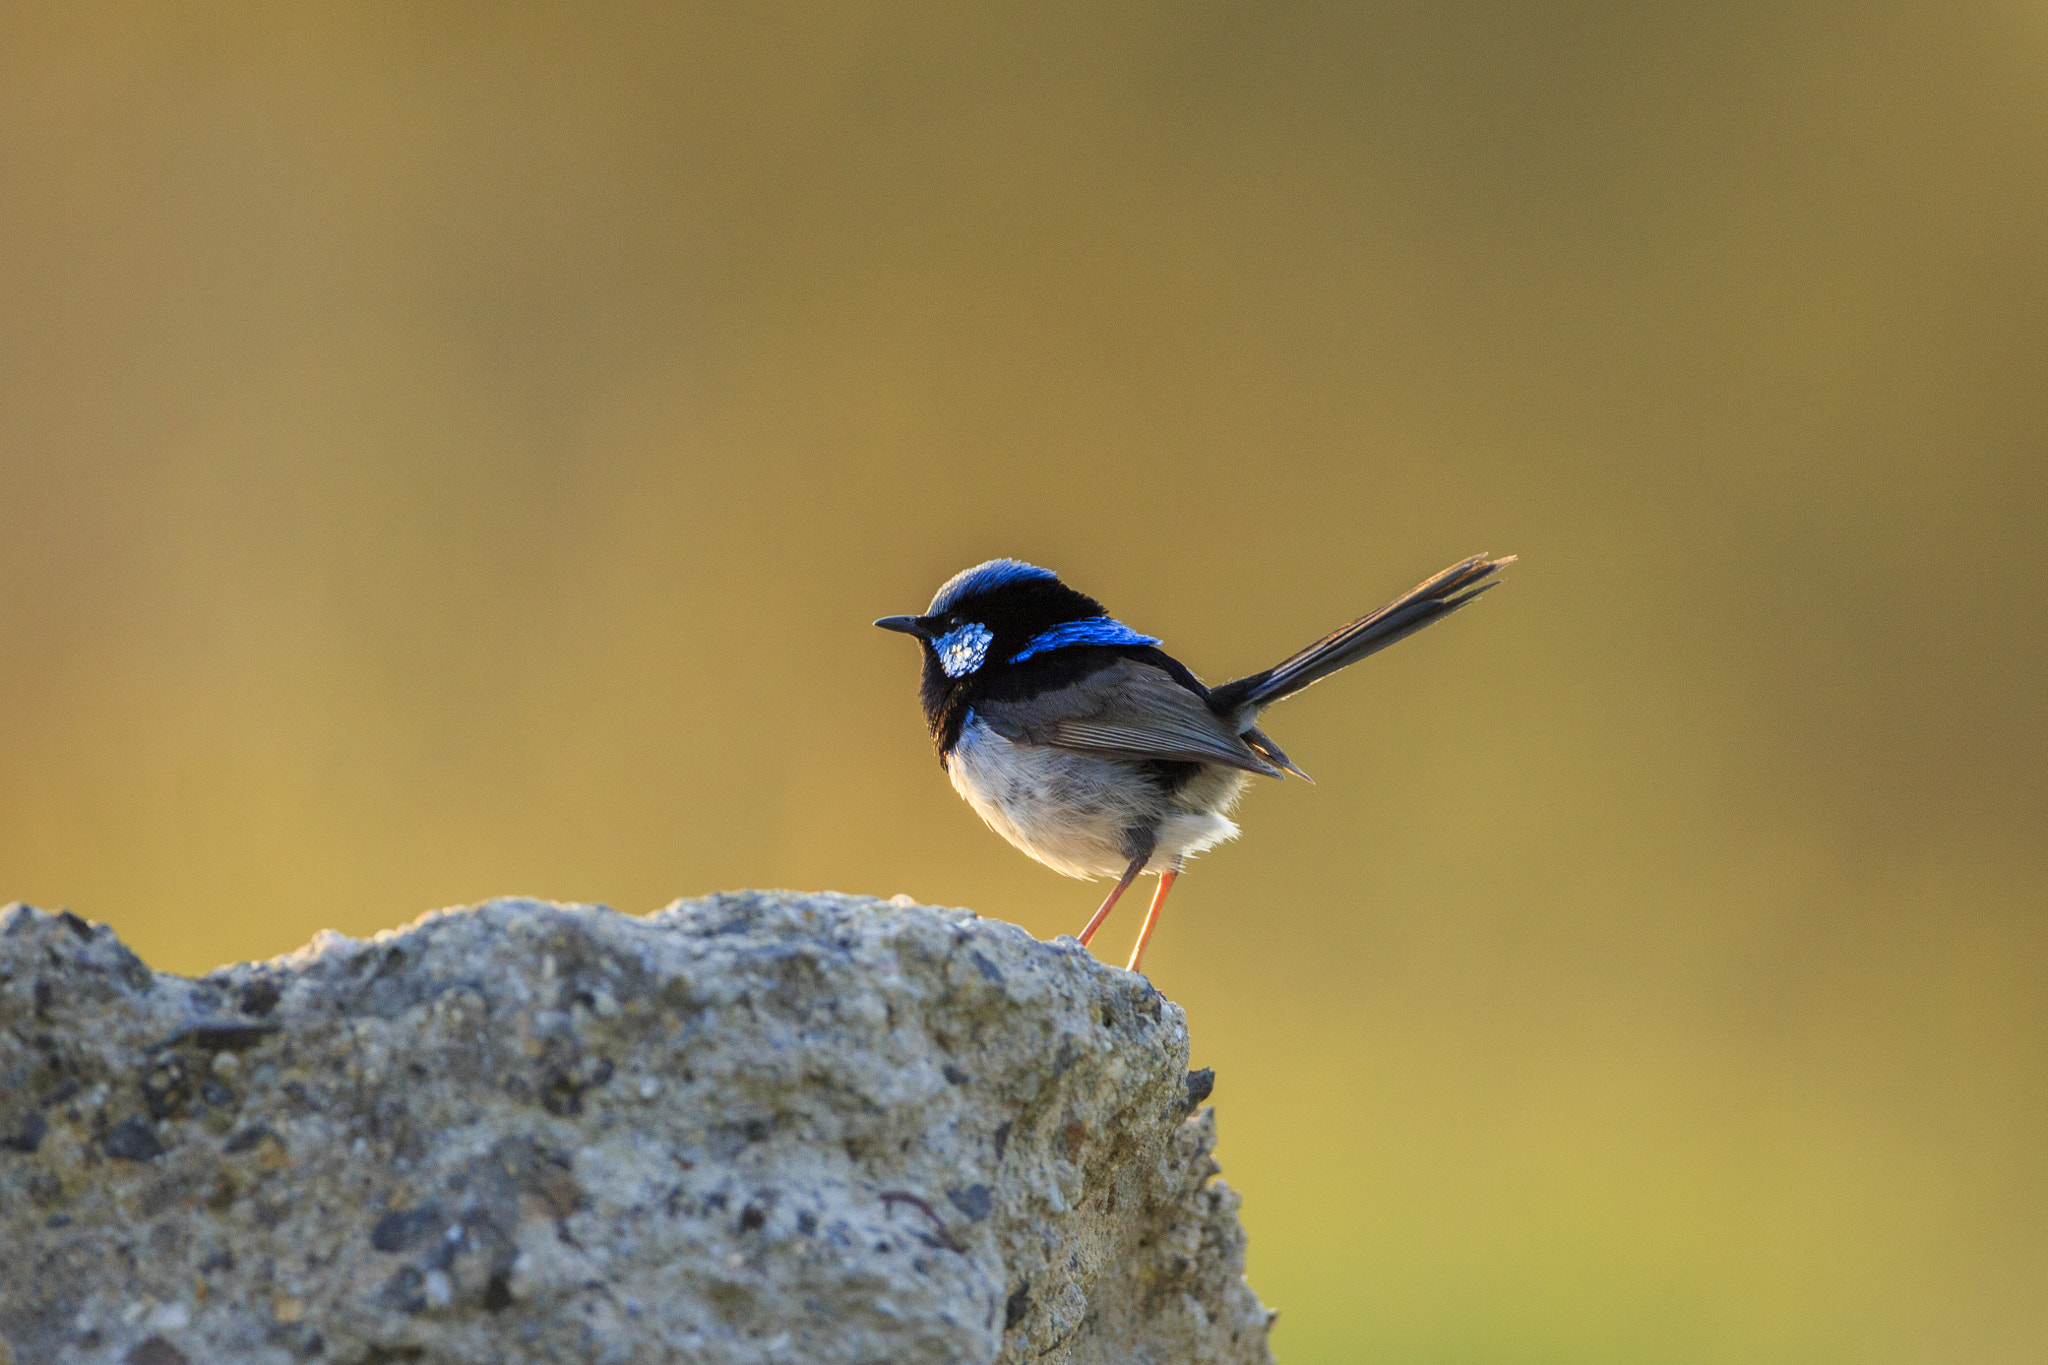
[976,658,1285,777]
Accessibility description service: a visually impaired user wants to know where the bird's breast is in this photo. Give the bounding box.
[944,711,1246,879]
[945,713,1152,878]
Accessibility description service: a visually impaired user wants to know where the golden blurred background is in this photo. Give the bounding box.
[4,3,2045,1360]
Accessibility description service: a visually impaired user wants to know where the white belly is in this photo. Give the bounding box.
[946,712,1248,878]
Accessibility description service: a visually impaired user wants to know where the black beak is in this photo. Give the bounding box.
[874,615,930,639]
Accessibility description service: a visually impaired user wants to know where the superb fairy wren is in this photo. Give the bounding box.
[876,554,1513,973]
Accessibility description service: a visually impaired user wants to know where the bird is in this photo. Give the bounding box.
[875,553,1513,974]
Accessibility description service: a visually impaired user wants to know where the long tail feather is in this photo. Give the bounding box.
[1210,554,1514,716]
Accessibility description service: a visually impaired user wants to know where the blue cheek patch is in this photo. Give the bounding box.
[936,621,996,677]
[1009,618,1161,663]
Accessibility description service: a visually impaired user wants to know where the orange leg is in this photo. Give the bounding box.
[1078,855,1146,946]
[1125,868,1180,974]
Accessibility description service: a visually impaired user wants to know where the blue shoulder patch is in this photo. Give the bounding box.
[927,559,1058,615]
[1009,617,1162,663]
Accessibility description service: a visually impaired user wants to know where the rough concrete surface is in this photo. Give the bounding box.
[0,894,1274,1365]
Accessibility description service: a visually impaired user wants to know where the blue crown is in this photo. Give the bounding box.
[926,559,1058,615]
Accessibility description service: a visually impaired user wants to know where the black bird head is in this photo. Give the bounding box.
[875,559,1162,745]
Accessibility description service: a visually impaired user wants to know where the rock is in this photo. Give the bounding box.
[0,894,1274,1364]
